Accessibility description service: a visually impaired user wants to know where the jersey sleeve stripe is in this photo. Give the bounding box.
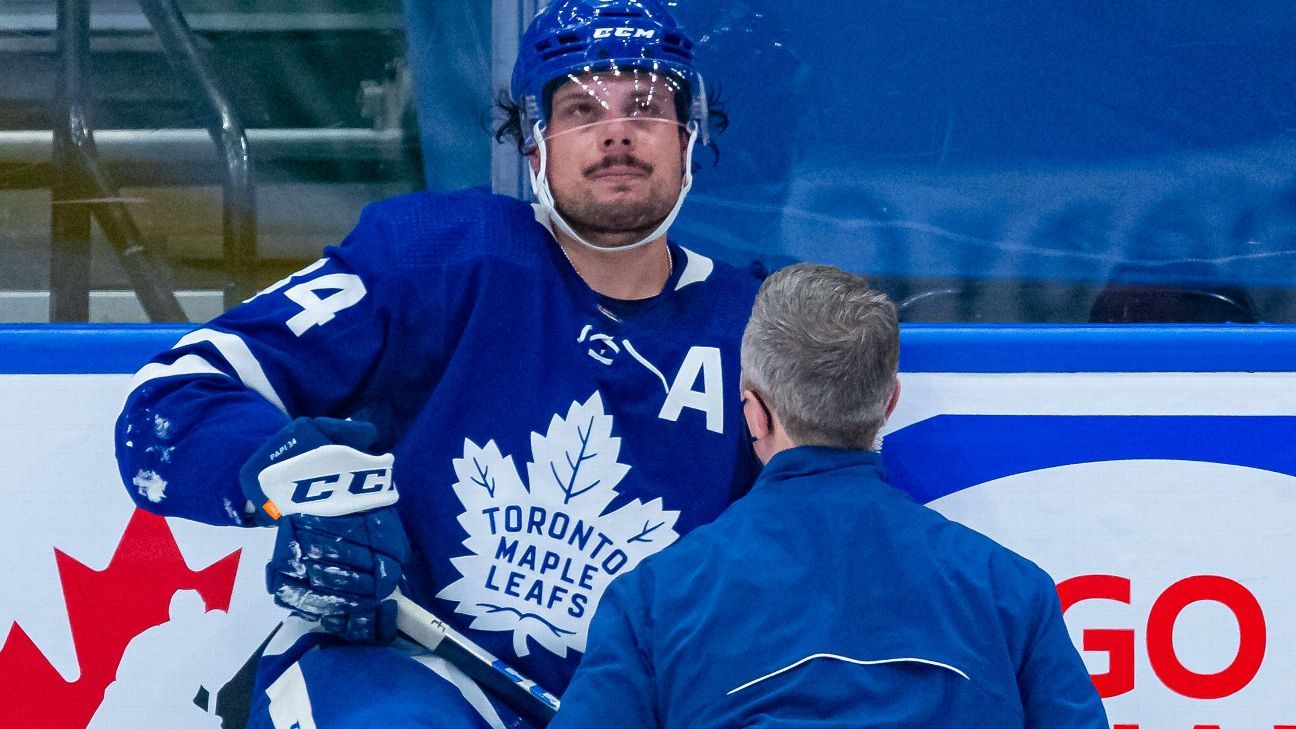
[130,353,228,390]
[174,328,289,414]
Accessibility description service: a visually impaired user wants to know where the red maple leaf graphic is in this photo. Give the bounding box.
[0,509,241,729]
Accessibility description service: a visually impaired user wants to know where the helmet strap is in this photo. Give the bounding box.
[529,120,698,253]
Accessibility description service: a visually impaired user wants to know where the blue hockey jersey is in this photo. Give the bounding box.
[115,189,761,695]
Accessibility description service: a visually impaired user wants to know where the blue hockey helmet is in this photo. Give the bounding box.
[511,0,709,151]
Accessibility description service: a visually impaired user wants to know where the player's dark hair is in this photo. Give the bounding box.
[493,84,729,164]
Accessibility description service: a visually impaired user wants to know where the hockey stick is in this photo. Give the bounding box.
[394,592,561,726]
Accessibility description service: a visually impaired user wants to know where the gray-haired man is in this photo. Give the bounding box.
[551,263,1108,728]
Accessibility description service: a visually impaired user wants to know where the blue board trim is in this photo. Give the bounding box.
[0,325,193,374]
[898,324,1296,373]
[6,323,1296,375]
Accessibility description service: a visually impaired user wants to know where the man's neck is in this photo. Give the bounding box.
[555,233,673,300]
[755,435,798,466]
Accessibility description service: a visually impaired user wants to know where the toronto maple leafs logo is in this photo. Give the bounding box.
[437,392,679,658]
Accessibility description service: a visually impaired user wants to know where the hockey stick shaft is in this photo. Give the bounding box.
[393,592,561,726]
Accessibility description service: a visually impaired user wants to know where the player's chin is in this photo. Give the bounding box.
[575,208,669,242]
[593,181,677,208]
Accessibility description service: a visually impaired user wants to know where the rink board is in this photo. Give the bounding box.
[2,324,1295,728]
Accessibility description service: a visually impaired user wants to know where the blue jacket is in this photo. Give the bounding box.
[553,446,1108,728]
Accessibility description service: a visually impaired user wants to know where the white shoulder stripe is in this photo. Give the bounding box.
[674,246,714,291]
[130,354,227,390]
[174,328,288,414]
[726,653,970,696]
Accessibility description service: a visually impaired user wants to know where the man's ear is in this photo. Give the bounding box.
[884,375,901,420]
[527,149,540,174]
[742,388,772,442]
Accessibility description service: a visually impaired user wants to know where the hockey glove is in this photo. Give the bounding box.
[239,417,409,644]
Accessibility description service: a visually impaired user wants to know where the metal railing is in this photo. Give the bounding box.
[51,0,186,321]
[139,0,258,309]
[48,0,265,321]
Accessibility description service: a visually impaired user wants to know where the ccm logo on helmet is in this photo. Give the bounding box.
[593,27,656,39]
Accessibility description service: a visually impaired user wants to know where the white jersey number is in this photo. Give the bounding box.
[242,258,368,337]
[284,273,368,336]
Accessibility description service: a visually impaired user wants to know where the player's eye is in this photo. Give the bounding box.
[556,100,599,122]
[632,96,672,118]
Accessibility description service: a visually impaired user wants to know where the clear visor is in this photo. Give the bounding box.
[541,67,691,142]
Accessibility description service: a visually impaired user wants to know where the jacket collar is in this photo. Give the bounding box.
[756,446,887,489]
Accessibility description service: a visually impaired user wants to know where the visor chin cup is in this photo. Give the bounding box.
[530,120,698,254]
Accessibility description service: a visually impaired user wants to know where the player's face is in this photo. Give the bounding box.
[534,70,689,247]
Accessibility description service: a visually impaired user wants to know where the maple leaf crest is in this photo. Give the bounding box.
[437,392,679,658]
[0,509,240,728]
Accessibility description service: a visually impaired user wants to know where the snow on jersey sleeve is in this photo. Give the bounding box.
[115,202,448,526]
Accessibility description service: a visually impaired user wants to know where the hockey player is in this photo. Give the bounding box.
[552,264,1109,728]
[114,1,759,727]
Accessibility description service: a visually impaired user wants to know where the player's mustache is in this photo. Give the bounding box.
[584,154,653,176]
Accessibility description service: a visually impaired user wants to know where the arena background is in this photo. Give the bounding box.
[1,0,1294,727]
